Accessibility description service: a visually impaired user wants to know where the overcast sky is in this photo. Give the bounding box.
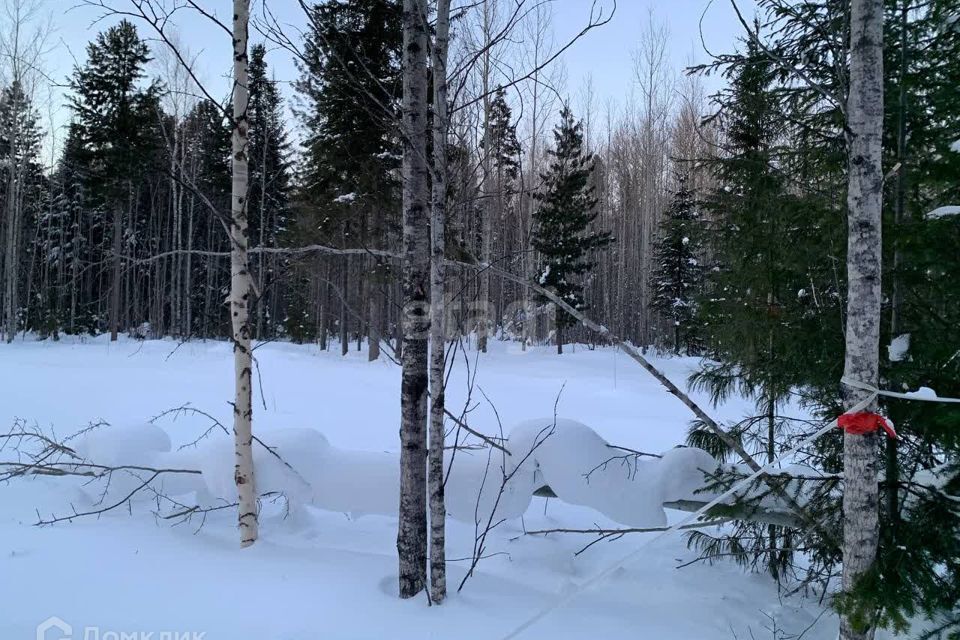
[37,0,756,159]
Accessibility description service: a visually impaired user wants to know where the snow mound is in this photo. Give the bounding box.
[73,422,171,467]
[72,423,176,505]
[79,419,720,529]
[507,419,715,527]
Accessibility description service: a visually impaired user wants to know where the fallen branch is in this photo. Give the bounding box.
[525,519,733,556]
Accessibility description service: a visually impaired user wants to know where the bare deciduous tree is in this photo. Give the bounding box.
[231,0,258,548]
[397,0,430,599]
[428,0,451,603]
[0,0,49,343]
[839,0,884,637]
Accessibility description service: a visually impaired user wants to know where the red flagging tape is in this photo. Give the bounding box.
[838,412,898,439]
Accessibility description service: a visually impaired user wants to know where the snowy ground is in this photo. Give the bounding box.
[0,336,886,640]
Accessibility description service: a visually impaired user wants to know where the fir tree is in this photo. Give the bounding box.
[481,87,523,337]
[532,106,612,354]
[0,80,44,341]
[247,44,291,339]
[68,20,162,338]
[179,99,232,338]
[841,0,960,632]
[649,174,703,354]
[689,6,960,632]
[485,87,521,186]
[69,20,161,203]
[689,37,844,582]
[294,0,401,352]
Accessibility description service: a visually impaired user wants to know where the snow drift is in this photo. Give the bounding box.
[72,419,719,529]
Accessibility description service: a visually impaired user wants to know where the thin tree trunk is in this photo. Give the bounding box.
[393,280,404,360]
[477,0,493,353]
[231,0,258,549]
[368,267,381,360]
[428,0,451,604]
[3,155,21,343]
[397,0,430,600]
[185,193,194,336]
[766,378,779,580]
[110,202,122,341]
[885,0,910,529]
[257,120,269,341]
[340,254,349,356]
[840,0,884,637]
[319,262,330,351]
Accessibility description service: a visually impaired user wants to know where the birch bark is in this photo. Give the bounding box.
[428,0,451,603]
[397,0,430,599]
[840,0,884,637]
[231,0,258,548]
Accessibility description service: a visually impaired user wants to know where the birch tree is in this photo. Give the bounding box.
[428,0,451,603]
[231,0,258,548]
[397,0,430,599]
[840,0,884,637]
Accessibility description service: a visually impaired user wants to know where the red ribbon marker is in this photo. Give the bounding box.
[838,412,898,439]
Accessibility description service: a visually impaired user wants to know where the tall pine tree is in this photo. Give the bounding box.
[532,106,611,354]
[0,80,43,341]
[649,174,703,354]
[247,44,291,340]
[68,20,162,340]
[689,36,844,581]
[294,0,401,357]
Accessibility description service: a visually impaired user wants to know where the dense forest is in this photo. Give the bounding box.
[1,0,958,638]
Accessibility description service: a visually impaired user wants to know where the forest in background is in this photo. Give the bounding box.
[0,0,958,637]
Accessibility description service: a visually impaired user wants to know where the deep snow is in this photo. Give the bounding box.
[0,336,892,640]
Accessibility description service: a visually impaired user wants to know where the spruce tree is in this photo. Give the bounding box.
[481,87,523,337]
[0,80,43,341]
[180,99,232,338]
[294,0,401,354]
[649,174,703,354]
[691,5,960,633]
[247,43,291,339]
[69,20,162,339]
[532,106,611,354]
[841,0,960,632]
[485,87,521,185]
[689,37,845,581]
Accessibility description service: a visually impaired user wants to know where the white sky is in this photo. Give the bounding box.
[34,0,756,161]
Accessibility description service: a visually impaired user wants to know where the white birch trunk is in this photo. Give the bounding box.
[840,0,884,637]
[231,0,258,548]
[397,0,430,599]
[428,0,451,603]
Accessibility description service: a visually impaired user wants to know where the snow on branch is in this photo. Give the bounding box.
[926,205,960,220]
